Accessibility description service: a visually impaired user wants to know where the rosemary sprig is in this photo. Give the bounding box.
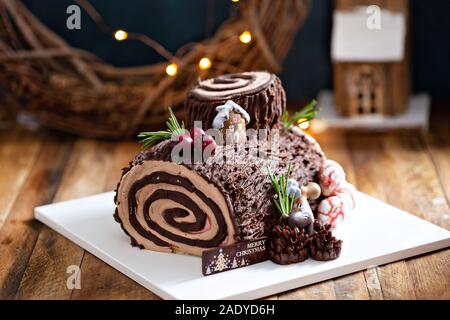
[281,99,319,130]
[137,107,186,149]
[267,164,295,218]
[166,107,186,136]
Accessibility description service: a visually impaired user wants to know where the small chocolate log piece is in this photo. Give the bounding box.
[269,224,310,265]
[185,71,286,130]
[309,221,343,261]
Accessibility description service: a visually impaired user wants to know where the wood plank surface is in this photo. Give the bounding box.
[425,104,450,209]
[347,131,450,300]
[15,139,115,299]
[0,128,42,229]
[0,130,72,299]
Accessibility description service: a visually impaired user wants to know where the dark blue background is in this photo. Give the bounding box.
[24,0,450,100]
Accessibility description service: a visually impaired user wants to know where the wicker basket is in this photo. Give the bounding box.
[0,0,310,138]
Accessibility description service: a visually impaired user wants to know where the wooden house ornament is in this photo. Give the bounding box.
[331,0,410,116]
[212,100,250,144]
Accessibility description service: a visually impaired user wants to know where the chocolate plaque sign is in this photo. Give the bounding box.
[202,238,268,276]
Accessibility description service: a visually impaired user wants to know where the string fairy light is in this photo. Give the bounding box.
[298,119,310,130]
[114,29,128,41]
[80,1,258,80]
[165,63,178,76]
[239,31,252,44]
[198,57,212,70]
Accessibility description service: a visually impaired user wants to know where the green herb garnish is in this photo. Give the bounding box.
[138,107,186,149]
[267,164,295,218]
[281,99,318,130]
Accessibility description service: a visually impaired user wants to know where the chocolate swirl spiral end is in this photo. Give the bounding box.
[115,160,236,256]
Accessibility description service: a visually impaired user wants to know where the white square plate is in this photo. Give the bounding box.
[35,192,450,300]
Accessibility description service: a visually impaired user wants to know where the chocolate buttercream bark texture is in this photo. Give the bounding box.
[114,128,325,256]
[185,71,286,130]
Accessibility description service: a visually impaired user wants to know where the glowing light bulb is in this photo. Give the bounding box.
[165,63,178,76]
[231,0,239,2]
[114,30,128,41]
[298,120,310,130]
[198,57,212,70]
[239,31,252,44]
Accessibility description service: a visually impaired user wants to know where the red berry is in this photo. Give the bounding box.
[178,133,193,145]
[202,135,217,155]
[202,135,214,147]
[190,127,205,140]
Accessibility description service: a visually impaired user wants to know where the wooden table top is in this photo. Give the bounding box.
[0,103,449,300]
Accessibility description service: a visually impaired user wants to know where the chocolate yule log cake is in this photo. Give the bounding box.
[114,71,356,271]
[114,127,324,256]
[185,71,285,130]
